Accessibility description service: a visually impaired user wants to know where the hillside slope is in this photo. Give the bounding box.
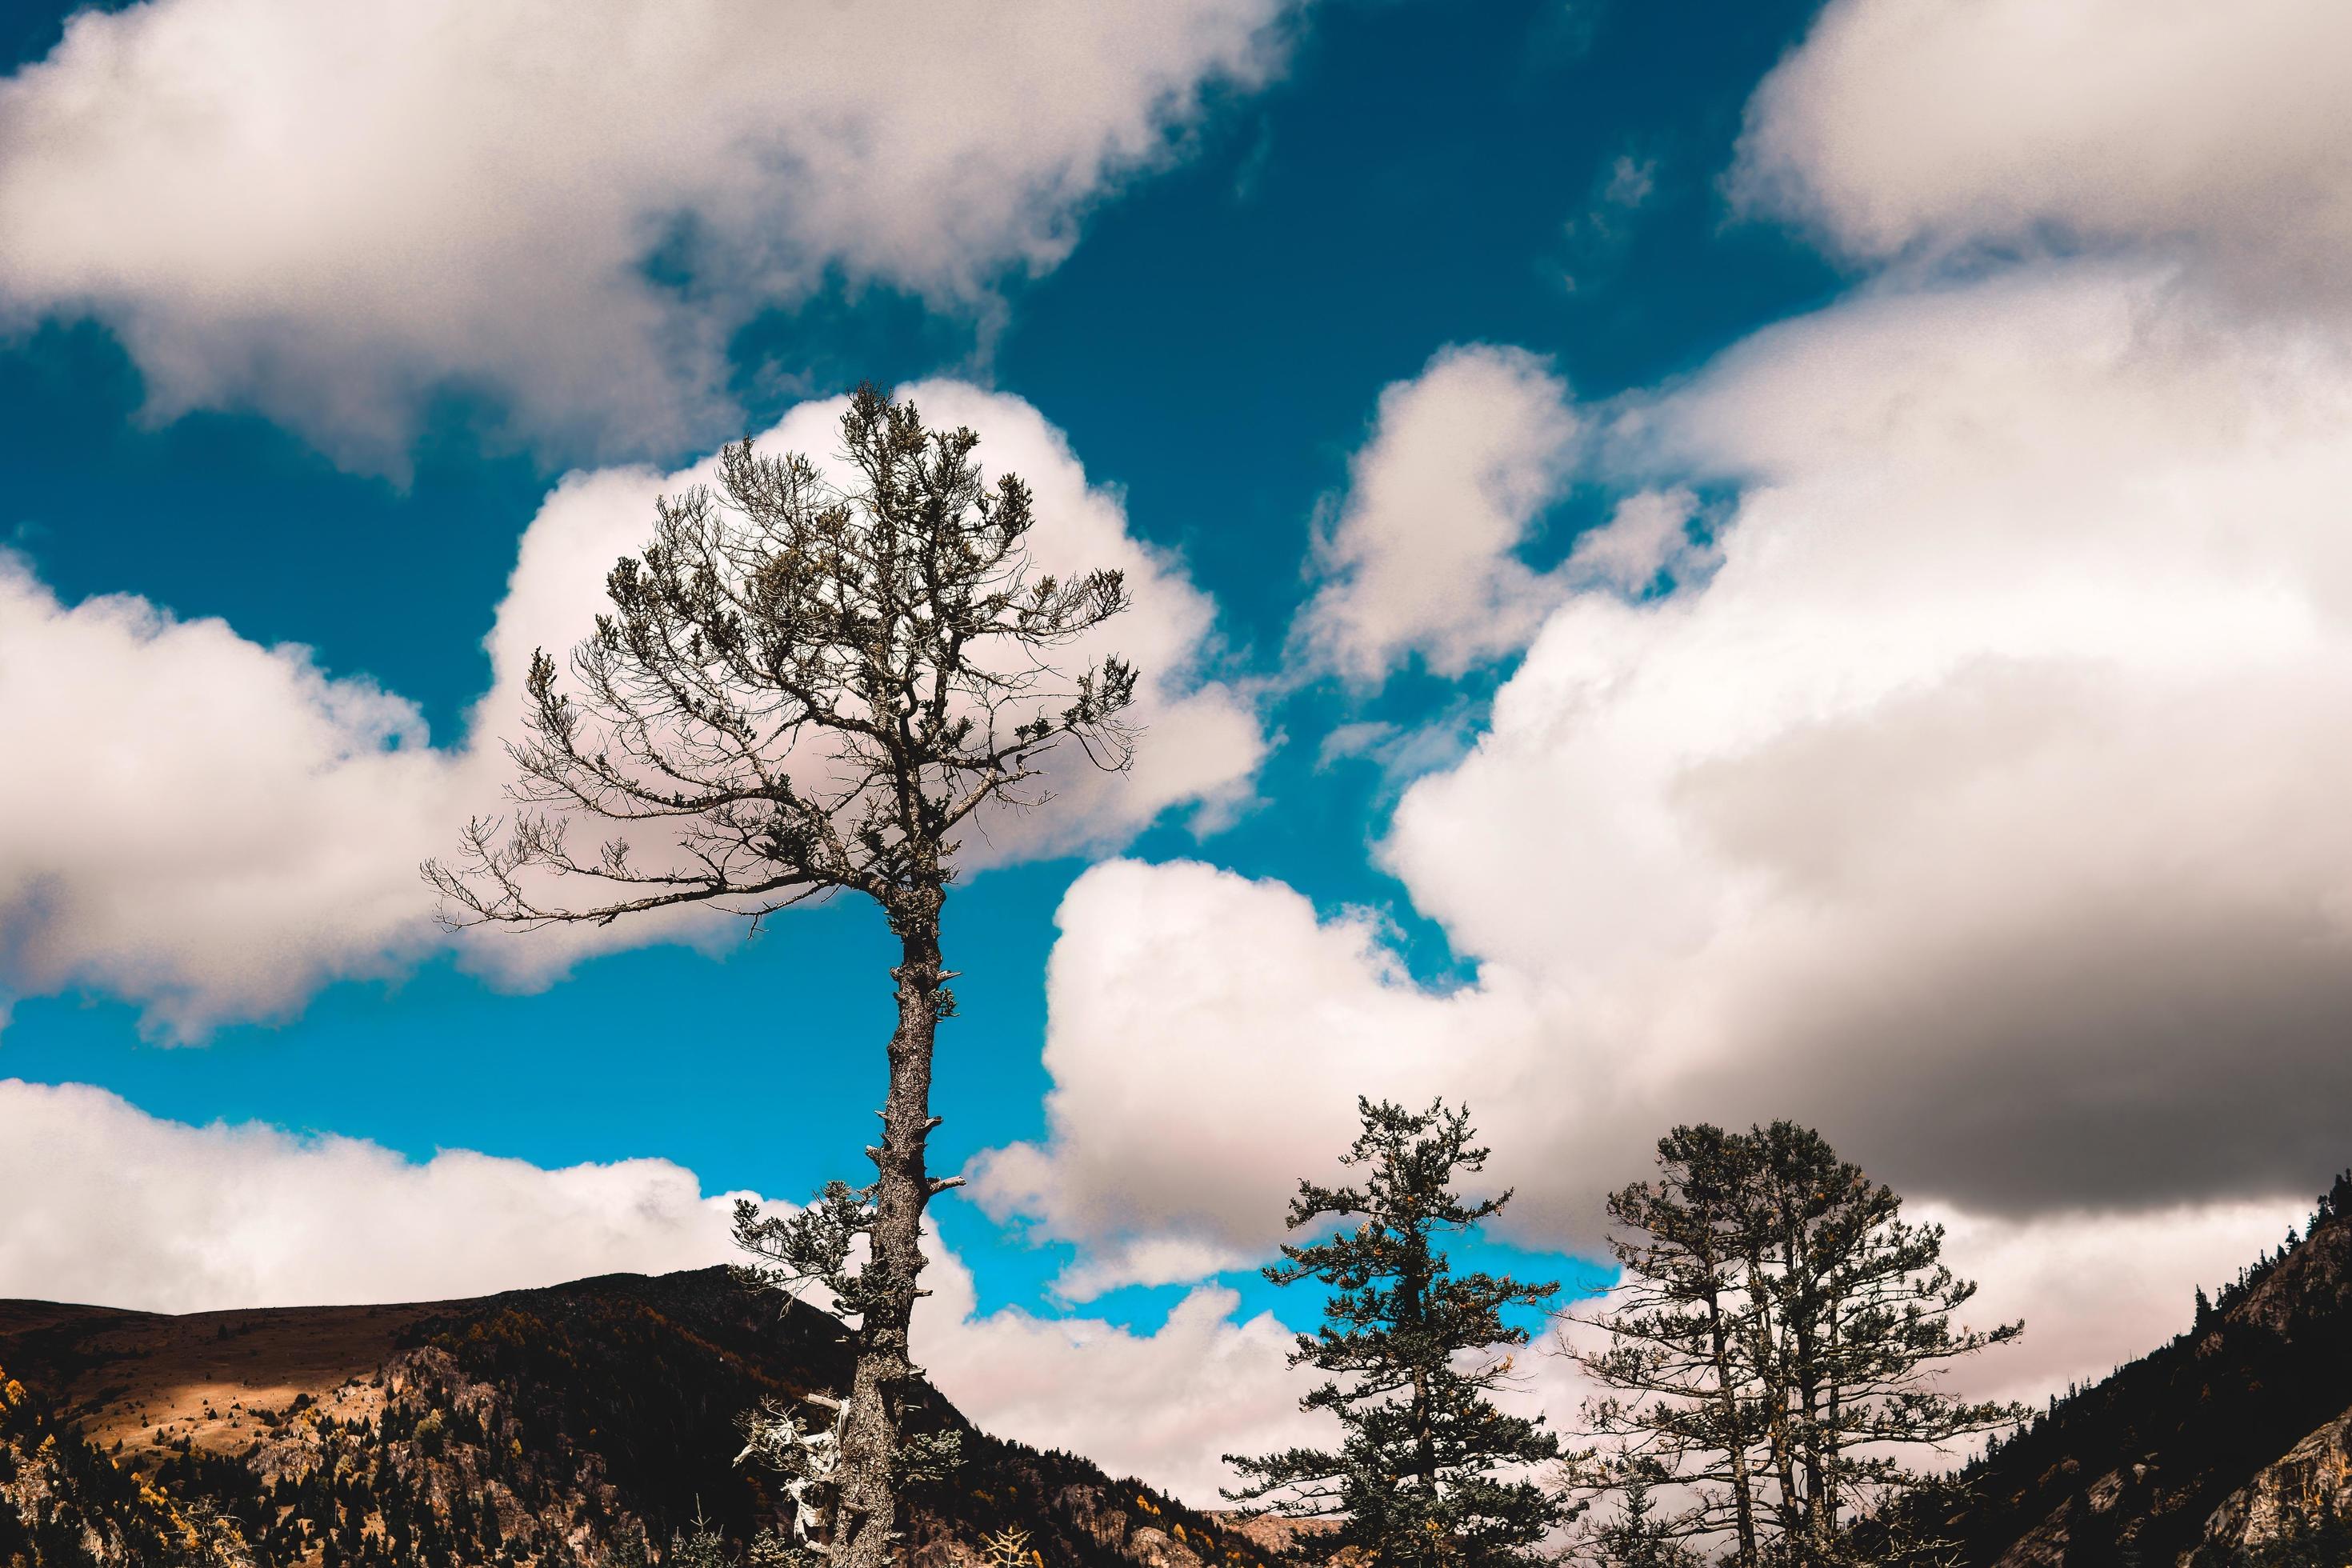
[1942,1175,2352,1566]
[0,1269,1276,1568]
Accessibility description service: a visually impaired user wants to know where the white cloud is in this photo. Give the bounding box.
[1916,1198,2312,1408]
[0,0,1301,469]
[0,1076,1319,1505]
[917,1242,1324,1504]
[967,858,1563,1273]
[1522,1196,2310,1478]
[0,384,1261,1033]
[1294,345,1582,683]
[1733,0,2352,310]
[967,862,2314,1431]
[1049,1236,1258,1306]
[974,262,2352,1398]
[1562,487,1710,594]
[0,1078,746,1312]
[469,380,1263,913]
[0,554,466,1036]
[1393,266,2352,1218]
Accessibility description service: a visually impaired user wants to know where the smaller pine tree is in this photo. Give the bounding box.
[1223,1097,1566,1568]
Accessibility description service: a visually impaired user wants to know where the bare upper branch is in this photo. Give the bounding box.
[426,384,1141,932]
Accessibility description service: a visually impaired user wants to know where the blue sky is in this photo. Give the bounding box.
[0,0,1825,1325]
[5,0,2351,1503]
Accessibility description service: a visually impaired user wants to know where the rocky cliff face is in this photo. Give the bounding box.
[2191,1407,2352,1562]
[0,1270,1278,1568]
[1942,1194,2352,1567]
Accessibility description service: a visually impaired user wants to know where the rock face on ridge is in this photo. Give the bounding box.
[2191,1407,2352,1562]
[1937,1182,2352,1566]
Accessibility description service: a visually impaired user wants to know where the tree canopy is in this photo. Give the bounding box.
[1564,1122,2024,1568]
[1226,1098,1568,1568]
[430,385,1139,1568]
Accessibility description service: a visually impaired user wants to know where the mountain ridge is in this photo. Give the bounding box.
[0,1267,1279,1568]
[1940,1174,2352,1566]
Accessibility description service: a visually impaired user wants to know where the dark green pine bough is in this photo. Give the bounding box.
[1226,1098,1570,1568]
[427,386,1139,1568]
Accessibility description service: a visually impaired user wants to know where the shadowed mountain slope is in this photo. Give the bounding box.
[0,1268,1278,1568]
[1938,1174,2352,1566]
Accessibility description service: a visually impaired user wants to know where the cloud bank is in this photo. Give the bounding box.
[10,1077,2246,1502]
[974,0,2352,1410]
[990,260,2352,1261]
[1734,0,2352,308]
[0,0,1301,467]
[0,1078,744,1312]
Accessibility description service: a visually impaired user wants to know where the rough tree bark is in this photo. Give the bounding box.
[831,891,947,1568]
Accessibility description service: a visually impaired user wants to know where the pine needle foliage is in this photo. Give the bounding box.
[1225,1098,1568,1568]
[1564,1122,2026,1568]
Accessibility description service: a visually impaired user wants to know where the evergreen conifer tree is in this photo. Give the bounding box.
[1566,1122,2025,1567]
[1225,1098,1567,1568]
[429,386,1139,1568]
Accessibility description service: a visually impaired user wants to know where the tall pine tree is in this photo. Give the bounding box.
[1566,1122,2025,1567]
[1225,1098,1567,1568]
[429,386,1138,1568]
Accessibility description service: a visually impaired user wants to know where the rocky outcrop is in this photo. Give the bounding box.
[2192,1405,2352,1563]
[1942,1182,2352,1566]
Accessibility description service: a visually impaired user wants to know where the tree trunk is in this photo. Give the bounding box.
[1746,1257,1801,1543]
[1820,1290,1843,1544]
[1703,1282,1760,1568]
[1402,1225,1444,1567]
[832,892,948,1568]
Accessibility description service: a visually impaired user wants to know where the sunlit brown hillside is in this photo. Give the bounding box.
[0,1270,1279,1568]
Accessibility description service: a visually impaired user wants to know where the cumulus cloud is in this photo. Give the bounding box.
[1733,0,2352,309]
[0,1077,1318,1503]
[0,555,465,1035]
[475,381,1263,890]
[0,384,1260,1033]
[970,865,2314,1421]
[974,262,2352,1394]
[916,1243,1324,1504]
[1392,266,2352,1217]
[1294,345,1582,683]
[982,263,2352,1241]
[0,1078,747,1312]
[968,859,2314,1421]
[0,0,1300,468]
[967,858,1561,1278]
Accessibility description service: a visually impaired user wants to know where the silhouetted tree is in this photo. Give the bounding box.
[1225,1098,1567,1568]
[1566,1122,2026,1567]
[1561,1123,1770,1566]
[428,386,1138,1568]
